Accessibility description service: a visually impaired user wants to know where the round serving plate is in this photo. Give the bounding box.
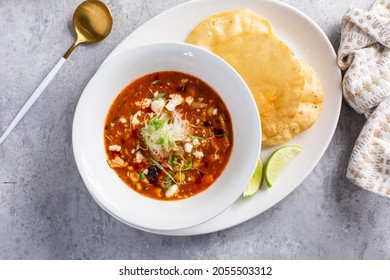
[97,0,342,235]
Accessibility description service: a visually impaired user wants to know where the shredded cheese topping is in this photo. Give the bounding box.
[141,111,190,158]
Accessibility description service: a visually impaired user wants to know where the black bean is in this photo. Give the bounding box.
[213,128,224,138]
[204,120,212,127]
[146,165,160,183]
[176,86,186,92]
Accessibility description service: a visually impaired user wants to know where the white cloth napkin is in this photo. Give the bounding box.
[337,0,390,197]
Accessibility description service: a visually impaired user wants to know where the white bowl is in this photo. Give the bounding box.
[72,42,261,231]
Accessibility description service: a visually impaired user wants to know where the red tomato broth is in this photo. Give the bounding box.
[104,71,233,200]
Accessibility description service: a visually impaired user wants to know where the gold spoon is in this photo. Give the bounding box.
[0,0,113,145]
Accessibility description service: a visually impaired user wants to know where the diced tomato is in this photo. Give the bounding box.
[201,174,214,185]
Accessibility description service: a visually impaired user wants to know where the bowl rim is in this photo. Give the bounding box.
[72,41,261,231]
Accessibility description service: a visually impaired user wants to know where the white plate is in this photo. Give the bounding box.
[98,0,342,235]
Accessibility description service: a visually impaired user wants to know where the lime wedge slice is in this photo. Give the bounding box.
[264,145,303,188]
[243,157,263,198]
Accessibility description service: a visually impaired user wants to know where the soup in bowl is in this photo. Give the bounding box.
[73,42,260,231]
[104,71,234,201]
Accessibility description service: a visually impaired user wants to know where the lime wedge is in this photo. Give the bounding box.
[264,145,303,188]
[243,157,263,198]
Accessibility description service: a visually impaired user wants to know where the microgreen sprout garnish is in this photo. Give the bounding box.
[191,135,206,140]
[148,116,170,131]
[164,175,172,188]
[156,137,165,145]
[139,172,145,180]
[152,92,166,101]
[150,158,177,186]
[172,155,179,166]
[152,152,193,188]
[172,153,185,166]
[183,159,192,171]
[170,152,193,172]
[141,111,190,158]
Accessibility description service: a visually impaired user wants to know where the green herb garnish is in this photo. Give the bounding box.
[168,152,173,167]
[168,138,174,147]
[152,92,166,101]
[156,137,165,145]
[183,159,192,171]
[164,176,172,188]
[148,116,170,131]
[150,158,177,185]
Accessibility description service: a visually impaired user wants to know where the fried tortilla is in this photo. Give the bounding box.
[185,9,324,145]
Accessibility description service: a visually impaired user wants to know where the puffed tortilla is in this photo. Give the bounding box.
[186,9,274,50]
[186,9,324,145]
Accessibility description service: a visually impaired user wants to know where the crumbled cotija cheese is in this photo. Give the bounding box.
[131,111,142,126]
[184,143,193,153]
[151,98,165,113]
[134,151,144,163]
[108,145,121,152]
[193,151,204,159]
[135,98,152,109]
[165,94,183,111]
[192,138,200,147]
[165,184,179,198]
[185,96,194,106]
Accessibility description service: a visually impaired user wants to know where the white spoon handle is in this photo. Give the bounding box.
[0,57,66,145]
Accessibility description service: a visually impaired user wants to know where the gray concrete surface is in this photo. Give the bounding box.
[1,0,389,260]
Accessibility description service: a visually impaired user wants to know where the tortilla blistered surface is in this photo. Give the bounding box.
[185,9,323,145]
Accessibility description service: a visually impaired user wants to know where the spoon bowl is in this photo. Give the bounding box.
[64,0,113,58]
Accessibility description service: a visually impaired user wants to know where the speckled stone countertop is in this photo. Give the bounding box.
[1,0,389,260]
